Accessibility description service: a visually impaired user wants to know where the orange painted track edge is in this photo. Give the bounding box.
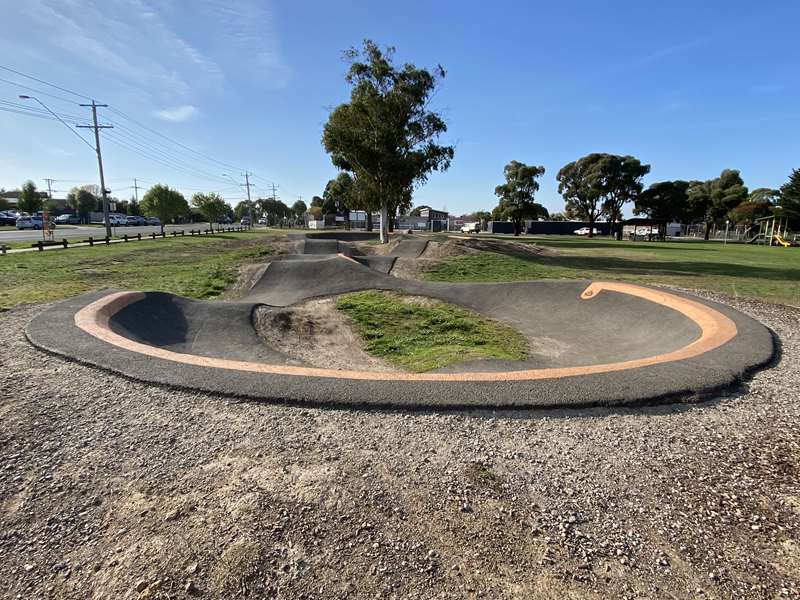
[73,283,738,382]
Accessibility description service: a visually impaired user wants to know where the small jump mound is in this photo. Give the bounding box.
[26,232,775,409]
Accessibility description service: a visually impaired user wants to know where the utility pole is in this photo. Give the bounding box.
[133,178,141,203]
[77,101,113,238]
[269,183,279,202]
[242,172,254,228]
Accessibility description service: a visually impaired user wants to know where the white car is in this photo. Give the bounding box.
[460,222,480,234]
[16,215,44,230]
[573,227,600,236]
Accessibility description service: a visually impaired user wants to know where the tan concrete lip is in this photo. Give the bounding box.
[73,282,737,382]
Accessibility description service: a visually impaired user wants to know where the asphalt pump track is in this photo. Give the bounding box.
[26,232,776,408]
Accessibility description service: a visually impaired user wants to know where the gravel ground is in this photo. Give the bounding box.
[0,292,798,599]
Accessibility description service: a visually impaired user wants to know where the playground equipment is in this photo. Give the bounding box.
[748,215,797,246]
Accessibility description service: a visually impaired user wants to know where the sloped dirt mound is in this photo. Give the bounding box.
[252,298,400,372]
[422,237,554,259]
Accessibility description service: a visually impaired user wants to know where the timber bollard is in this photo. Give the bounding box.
[62,238,68,249]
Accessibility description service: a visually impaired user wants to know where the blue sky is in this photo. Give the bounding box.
[0,0,797,216]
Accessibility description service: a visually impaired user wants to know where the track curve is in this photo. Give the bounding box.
[26,232,775,409]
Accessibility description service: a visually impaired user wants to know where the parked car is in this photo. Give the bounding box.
[460,222,480,234]
[145,216,161,226]
[55,214,80,224]
[0,211,19,226]
[257,217,267,225]
[240,217,251,226]
[16,215,44,230]
[126,215,147,226]
[107,214,127,226]
[573,227,601,236]
[217,216,232,225]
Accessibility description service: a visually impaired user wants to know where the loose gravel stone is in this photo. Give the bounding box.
[0,290,798,599]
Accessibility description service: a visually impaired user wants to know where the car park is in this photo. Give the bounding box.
[145,216,161,226]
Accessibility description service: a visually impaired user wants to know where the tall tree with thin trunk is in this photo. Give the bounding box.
[322,40,454,243]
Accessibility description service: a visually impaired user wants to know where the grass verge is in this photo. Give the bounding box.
[423,236,800,307]
[0,231,277,309]
[335,290,527,372]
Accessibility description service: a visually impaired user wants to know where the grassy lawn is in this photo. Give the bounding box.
[0,231,277,310]
[424,236,800,307]
[336,290,527,371]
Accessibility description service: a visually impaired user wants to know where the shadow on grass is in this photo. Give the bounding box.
[535,252,800,281]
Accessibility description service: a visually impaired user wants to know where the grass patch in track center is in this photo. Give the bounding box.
[336,290,527,372]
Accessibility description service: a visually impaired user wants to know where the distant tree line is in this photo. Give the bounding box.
[479,156,799,238]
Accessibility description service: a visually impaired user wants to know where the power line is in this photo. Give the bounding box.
[0,77,80,105]
[107,106,245,173]
[0,64,93,101]
[18,95,96,152]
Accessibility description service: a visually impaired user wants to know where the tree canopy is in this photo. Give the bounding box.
[492,161,548,235]
[67,187,97,222]
[634,180,691,222]
[595,154,651,229]
[191,192,229,229]
[291,199,307,219]
[258,197,291,226]
[323,172,354,216]
[322,40,454,242]
[687,170,748,239]
[140,184,188,233]
[556,156,604,237]
[234,200,254,221]
[18,180,42,214]
[778,168,800,228]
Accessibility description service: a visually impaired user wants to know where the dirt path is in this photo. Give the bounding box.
[1,293,798,599]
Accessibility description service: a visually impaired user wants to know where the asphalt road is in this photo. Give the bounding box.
[1,223,194,244]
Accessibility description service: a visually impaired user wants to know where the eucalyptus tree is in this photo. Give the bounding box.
[322,40,454,242]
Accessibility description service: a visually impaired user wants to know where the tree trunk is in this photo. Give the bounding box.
[514,218,521,236]
[588,214,595,238]
[704,222,711,241]
[366,212,373,231]
[379,202,389,243]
